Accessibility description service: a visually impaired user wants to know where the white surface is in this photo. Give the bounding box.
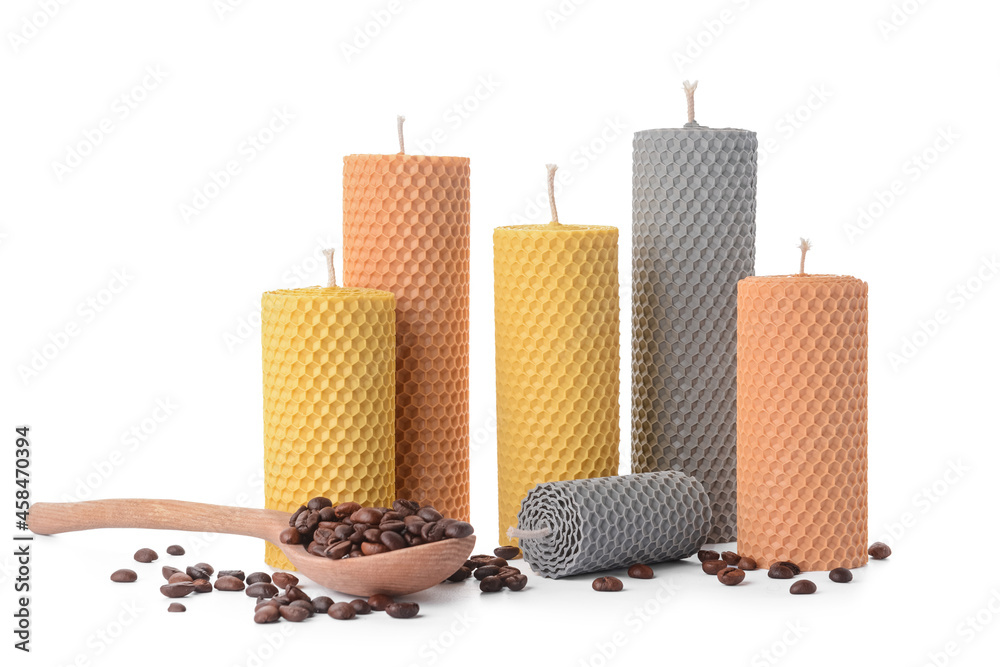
[3,1,999,665]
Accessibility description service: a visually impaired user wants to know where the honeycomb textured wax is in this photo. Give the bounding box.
[343,154,470,521]
[515,471,711,578]
[262,287,396,569]
[495,223,620,547]
[631,126,757,543]
[736,274,868,571]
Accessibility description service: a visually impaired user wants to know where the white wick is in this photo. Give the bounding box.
[323,248,337,287]
[397,115,406,154]
[798,238,811,275]
[506,525,552,540]
[683,80,699,125]
[546,163,559,225]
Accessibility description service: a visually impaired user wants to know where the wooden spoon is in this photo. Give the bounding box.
[28,499,475,597]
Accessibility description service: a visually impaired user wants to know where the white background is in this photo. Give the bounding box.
[3,1,999,665]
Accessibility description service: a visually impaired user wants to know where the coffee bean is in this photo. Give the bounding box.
[186,566,210,581]
[445,521,475,539]
[627,564,654,579]
[721,551,741,566]
[271,572,298,588]
[161,566,181,580]
[702,560,728,575]
[468,554,493,565]
[160,583,195,598]
[254,606,280,624]
[768,564,795,579]
[110,569,137,582]
[717,567,746,586]
[380,520,406,534]
[134,548,158,563]
[480,575,504,592]
[869,542,891,560]
[192,579,213,593]
[289,505,308,525]
[168,572,193,584]
[167,603,186,613]
[311,596,333,614]
[405,518,426,536]
[790,580,817,595]
[289,600,315,617]
[505,574,528,591]
[284,586,311,603]
[447,567,472,582]
[279,527,300,545]
[279,605,310,622]
[829,567,853,583]
[217,570,245,581]
[380,531,407,551]
[325,541,353,559]
[362,542,389,556]
[494,546,521,560]
[349,599,372,615]
[246,582,279,598]
[417,507,443,522]
[738,556,758,571]
[592,576,624,592]
[256,599,280,611]
[487,557,508,568]
[350,507,383,525]
[474,565,500,580]
[386,602,420,618]
[368,594,394,611]
[334,502,362,518]
[195,563,214,576]
[166,545,185,556]
[246,572,272,585]
[497,567,521,580]
[393,499,420,514]
[272,596,291,606]
[214,576,245,591]
[328,602,356,620]
[307,497,333,510]
[697,549,720,563]
[774,561,801,575]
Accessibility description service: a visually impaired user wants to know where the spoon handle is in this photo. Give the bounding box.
[28,499,282,540]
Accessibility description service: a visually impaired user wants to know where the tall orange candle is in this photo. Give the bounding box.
[494,164,620,547]
[736,240,868,571]
[342,117,470,520]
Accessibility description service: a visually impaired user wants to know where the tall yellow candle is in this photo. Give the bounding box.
[494,165,620,547]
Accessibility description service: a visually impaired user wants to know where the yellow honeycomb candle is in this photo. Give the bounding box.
[261,273,396,570]
[494,165,620,547]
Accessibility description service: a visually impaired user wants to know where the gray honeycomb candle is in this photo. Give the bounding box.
[509,471,711,579]
[630,81,757,543]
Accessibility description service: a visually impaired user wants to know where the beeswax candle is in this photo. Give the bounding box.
[495,164,620,547]
[262,252,396,569]
[342,118,471,520]
[736,240,868,571]
[631,81,757,542]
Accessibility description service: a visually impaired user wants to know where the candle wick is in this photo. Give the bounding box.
[683,80,699,126]
[546,163,559,225]
[397,114,406,154]
[798,237,811,275]
[507,525,552,540]
[323,248,338,287]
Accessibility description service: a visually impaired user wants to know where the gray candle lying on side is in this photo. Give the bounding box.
[630,81,757,543]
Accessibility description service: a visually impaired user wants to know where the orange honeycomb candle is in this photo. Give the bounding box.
[342,118,471,520]
[494,165,620,547]
[261,256,396,569]
[736,240,868,571]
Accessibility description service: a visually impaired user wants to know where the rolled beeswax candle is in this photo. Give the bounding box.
[262,272,396,570]
[495,165,620,547]
[736,241,868,571]
[342,118,471,520]
[631,81,757,542]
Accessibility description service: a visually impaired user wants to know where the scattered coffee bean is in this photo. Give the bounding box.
[271,572,298,588]
[166,545,185,556]
[474,565,500,580]
[494,546,521,560]
[721,551,741,566]
[774,561,801,575]
[768,564,795,579]
[829,567,853,583]
[284,586,311,603]
[738,556,758,571]
[192,579,213,593]
[289,600,315,617]
[134,548,158,563]
[717,567,746,586]
[505,574,528,591]
[256,599,280,611]
[246,572,272,585]
[487,557,508,568]
[168,572,193,584]
[167,603,186,612]
[790,580,817,595]
[246,582,279,598]
[868,542,891,560]
[697,549,720,563]
[447,567,472,582]
[480,576,504,592]
[627,564,654,579]
[311,597,333,614]
[279,605,310,622]
[328,602,356,620]
[368,594,394,611]
[195,563,214,576]
[386,602,420,618]
[160,583,195,598]
[349,599,372,615]
[254,606,280,624]
[110,569,137,583]
[702,560,728,575]
[592,576,624,592]
[217,570,245,581]
[161,566,181,580]
[186,566,210,581]
[497,567,521,580]
[214,575,245,591]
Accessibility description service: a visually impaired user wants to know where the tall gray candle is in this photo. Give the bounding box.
[630,81,757,543]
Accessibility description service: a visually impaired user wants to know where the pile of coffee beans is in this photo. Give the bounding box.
[280,497,474,560]
[252,585,420,622]
[446,547,528,593]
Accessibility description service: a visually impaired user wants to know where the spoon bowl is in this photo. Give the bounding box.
[28,499,476,597]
